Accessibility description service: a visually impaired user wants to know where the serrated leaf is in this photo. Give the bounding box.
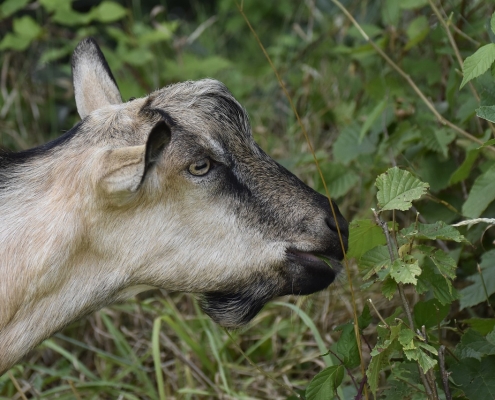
[399,328,416,350]
[333,123,376,165]
[347,219,386,259]
[359,245,391,280]
[456,329,495,361]
[420,127,456,157]
[390,258,421,285]
[336,324,360,369]
[316,162,360,199]
[450,356,495,399]
[400,221,469,243]
[463,163,495,218]
[305,365,344,400]
[461,44,495,89]
[382,276,397,299]
[367,338,400,396]
[414,299,450,329]
[376,167,429,211]
[418,261,458,305]
[425,248,457,280]
[476,105,495,123]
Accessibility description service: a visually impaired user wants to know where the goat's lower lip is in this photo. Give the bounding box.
[285,248,340,295]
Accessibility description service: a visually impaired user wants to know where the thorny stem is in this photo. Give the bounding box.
[330,0,495,152]
[372,209,435,399]
[438,346,452,400]
[236,2,367,398]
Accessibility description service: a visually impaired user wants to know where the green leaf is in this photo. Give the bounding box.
[359,99,387,142]
[478,138,495,149]
[414,299,450,329]
[450,356,495,399]
[376,167,429,211]
[400,221,468,243]
[423,247,457,280]
[420,127,456,158]
[462,164,495,218]
[382,276,397,299]
[335,324,360,369]
[464,318,495,335]
[0,0,30,18]
[367,338,400,396]
[460,43,495,89]
[398,328,416,350]
[476,106,495,123]
[399,0,428,9]
[418,261,458,305]
[460,250,495,309]
[358,304,372,330]
[0,16,42,50]
[359,245,391,279]
[315,162,359,199]
[347,219,386,259]
[450,148,479,185]
[456,329,495,360]
[305,365,344,400]
[382,0,399,26]
[405,16,429,50]
[390,258,421,285]
[89,1,127,23]
[333,123,376,165]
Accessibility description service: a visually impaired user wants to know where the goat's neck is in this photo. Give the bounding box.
[0,164,140,373]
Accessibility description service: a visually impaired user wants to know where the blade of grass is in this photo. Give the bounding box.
[152,316,167,400]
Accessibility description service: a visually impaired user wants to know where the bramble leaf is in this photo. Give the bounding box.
[460,43,495,89]
[305,365,344,400]
[390,258,421,285]
[400,221,468,243]
[347,219,386,259]
[376,167,429,211]
[450,356,495,399]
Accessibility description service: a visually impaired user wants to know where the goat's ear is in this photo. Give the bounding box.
[99,120,172,205]
[72,38,122,119]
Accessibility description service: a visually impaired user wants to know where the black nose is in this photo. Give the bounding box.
[325,214,349,253]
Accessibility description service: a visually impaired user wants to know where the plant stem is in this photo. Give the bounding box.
[372,210,435,399]
[330,0,495,152]
[438,345,452,400]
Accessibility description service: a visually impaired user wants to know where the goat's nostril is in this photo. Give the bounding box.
[325,217,348,238]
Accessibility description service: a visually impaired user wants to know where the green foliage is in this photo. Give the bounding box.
[305,365,344,400]
[375,167,429,211]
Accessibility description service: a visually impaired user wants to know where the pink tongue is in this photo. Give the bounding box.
[291,250,322,262]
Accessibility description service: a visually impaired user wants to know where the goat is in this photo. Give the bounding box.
[0,38,348,374]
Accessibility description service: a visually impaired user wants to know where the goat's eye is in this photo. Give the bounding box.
[188,158,211,176]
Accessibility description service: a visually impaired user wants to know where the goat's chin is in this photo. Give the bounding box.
[198,257,340,328]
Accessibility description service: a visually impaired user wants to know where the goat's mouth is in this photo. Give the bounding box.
[285,248,341,295]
